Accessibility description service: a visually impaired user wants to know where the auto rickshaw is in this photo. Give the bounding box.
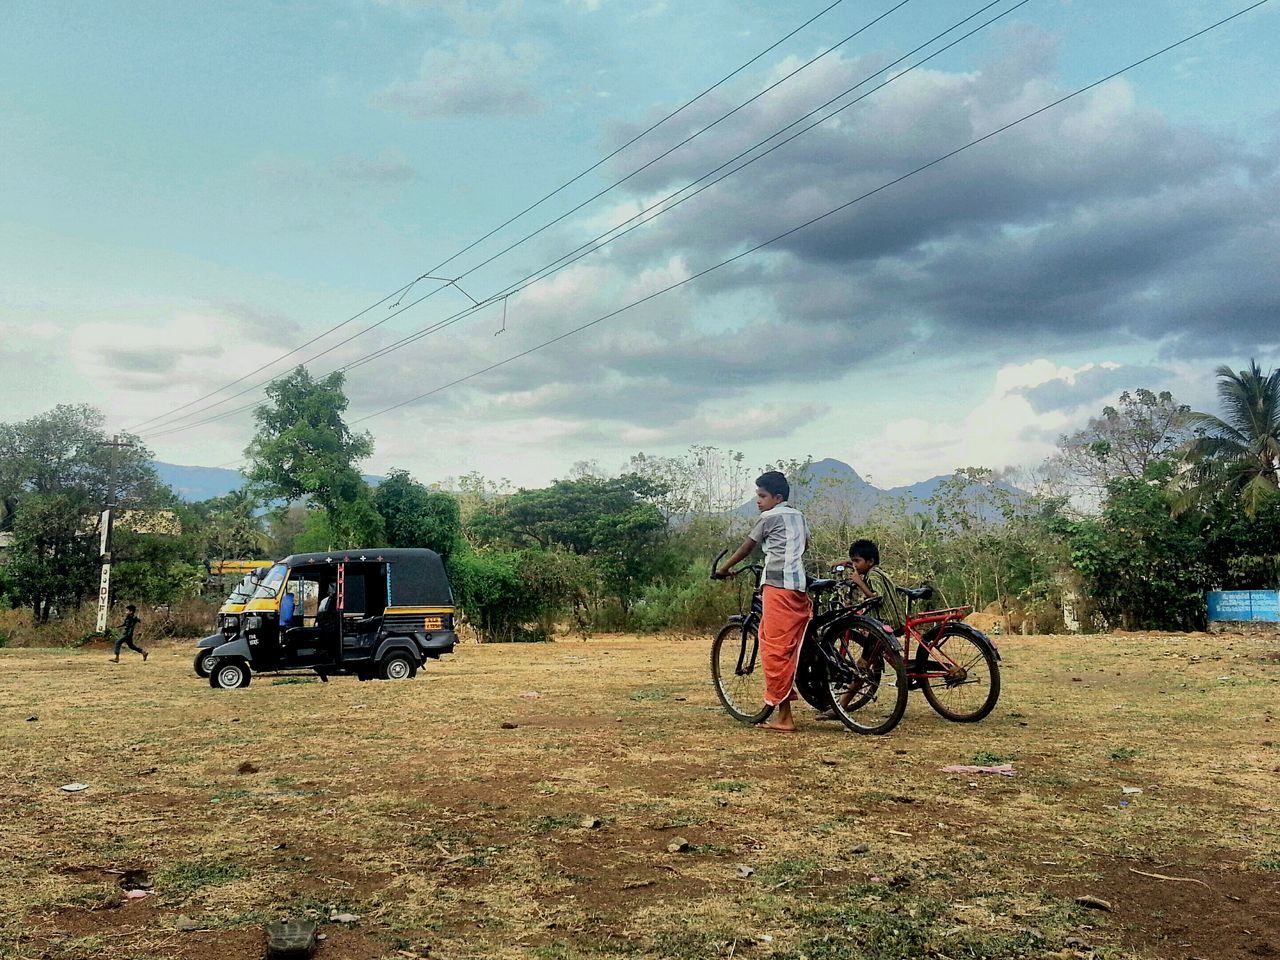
[202,548,458,689]
[194,566,270,677]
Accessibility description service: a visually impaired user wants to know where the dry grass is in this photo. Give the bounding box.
[1,631,1278,960]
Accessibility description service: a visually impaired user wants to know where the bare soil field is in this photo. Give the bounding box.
[1,632,1278,960]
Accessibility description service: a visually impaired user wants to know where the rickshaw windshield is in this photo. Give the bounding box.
[251,564,289,600]
[227,574,258,603]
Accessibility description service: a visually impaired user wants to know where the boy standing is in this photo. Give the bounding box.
[714,471,811,732]
[110,604,147,663]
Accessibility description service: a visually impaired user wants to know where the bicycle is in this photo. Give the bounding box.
[829,569,1002,723]
[708,550,909,735]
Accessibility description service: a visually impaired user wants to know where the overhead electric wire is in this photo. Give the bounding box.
[345,0,1271,426]
[142,0,1018,441]
[343,0,1026,374]
[125,0,852,436]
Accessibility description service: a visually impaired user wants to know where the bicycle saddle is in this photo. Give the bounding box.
[806,578,839,593]
[896,585,934,602]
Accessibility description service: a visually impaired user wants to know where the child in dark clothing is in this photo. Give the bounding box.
[110,604,147,663]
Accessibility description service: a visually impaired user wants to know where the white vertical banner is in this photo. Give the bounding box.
[95,563,112,633]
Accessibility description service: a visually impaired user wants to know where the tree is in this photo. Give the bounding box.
[374,469,462,559]
[1059,460,1209,631]
[201,490,269,561]
[1047,389,1190,507]
[244,367,382,548]
[1178,360,1280,518]
[0,405,165,622]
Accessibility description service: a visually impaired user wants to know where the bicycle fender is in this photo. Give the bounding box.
[724,614,746,625]
[924,621,1001,661]
[828,611,903,656]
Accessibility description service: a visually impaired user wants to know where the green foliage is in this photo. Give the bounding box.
[244,366,379,549]
[374,469,462,558]
[1059,460,1210,630]
[1179,360,1280,519]
[0,405,168,623]
[447,548,571,642]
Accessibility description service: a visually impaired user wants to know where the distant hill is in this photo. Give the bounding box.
[153,462,384,503]
[153,463,248,502]
[740,458,1021,521]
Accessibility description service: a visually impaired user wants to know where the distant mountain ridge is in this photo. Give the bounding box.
[738,458,1020,521]
[155,457,1015,520]
[152,462,383,503]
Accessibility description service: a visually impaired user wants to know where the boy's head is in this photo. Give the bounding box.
[125,604,137,613]
[848,539,879,575]
[754,471,789,512]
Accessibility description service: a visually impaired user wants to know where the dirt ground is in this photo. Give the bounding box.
[1,631,1277,960]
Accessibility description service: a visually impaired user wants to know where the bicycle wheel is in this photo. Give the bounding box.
[919,625,1001,722]
[827,626,908,736]
[711,621,773,724]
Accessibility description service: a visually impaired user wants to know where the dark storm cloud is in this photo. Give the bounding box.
[340,37,1277,435]
[1017,364,1169,414]
[591,40,1276,350]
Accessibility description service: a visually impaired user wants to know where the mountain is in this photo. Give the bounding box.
[153,462,384,503]
[153,463,247,502]
[741,458,1022,522]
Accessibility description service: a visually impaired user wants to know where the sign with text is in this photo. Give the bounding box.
[95,563,112,633]
[1206,590,1280,622]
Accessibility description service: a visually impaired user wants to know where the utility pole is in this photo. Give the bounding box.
[95,434,134,633]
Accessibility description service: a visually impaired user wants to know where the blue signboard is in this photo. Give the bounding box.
[1206,590,1280,622]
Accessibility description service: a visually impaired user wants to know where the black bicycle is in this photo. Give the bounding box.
[709,550,909,735]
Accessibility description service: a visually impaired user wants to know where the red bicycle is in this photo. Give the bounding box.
[832,573,1002,723]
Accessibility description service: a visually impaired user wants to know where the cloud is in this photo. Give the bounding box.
[584,38,1277,357]
[373,40,543,118]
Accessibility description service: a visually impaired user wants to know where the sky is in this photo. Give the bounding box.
[3,0,1278,488]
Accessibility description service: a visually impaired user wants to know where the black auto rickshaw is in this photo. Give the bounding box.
[202,548,458,689]
[194,566,271,677]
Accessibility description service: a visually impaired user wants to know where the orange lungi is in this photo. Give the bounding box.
[760,585,813,706]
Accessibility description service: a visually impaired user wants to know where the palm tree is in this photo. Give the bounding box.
[1177,360,1280,518]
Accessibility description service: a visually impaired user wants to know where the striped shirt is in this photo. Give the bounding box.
[749,503,810,591]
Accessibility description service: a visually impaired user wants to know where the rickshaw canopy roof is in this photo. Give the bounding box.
[279,548,453,606]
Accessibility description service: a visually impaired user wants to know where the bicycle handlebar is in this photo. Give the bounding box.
[710,548,761,581]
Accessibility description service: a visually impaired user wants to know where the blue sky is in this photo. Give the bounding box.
[3,0,1278,486]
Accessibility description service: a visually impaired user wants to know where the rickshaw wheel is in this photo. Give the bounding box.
[380,652,417,680]
[210,659,252,689]
[194,648,215,678]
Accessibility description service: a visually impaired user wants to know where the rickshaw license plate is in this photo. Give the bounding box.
[422,616,445,630]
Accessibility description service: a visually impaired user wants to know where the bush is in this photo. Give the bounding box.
[448,549,560,643]
[630,563,740,633]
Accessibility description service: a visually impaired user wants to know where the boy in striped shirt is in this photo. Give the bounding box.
[714,471,811,732]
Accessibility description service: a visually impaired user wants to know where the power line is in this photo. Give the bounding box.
[347,0,1271,426]
[143,0,1013,440]
[125,0,852,435]
[343,0,1025,374]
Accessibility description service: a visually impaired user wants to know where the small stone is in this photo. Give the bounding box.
[237,761,260,775]
[175,916,202,932]
[330,912,360,924]
[26,716,37,722]
[735,864,754,878]
[1074,895,1112,912]
[500,722,519,730]
[1121,786,1142,795]
[579,817,601,829]
[851,843,871,854]
[59,783,88,792]
[667,837,690,853]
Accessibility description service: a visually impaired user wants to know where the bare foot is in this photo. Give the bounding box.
[142,650,148,662]
[757,719,797,732]
[109,657,119,663]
